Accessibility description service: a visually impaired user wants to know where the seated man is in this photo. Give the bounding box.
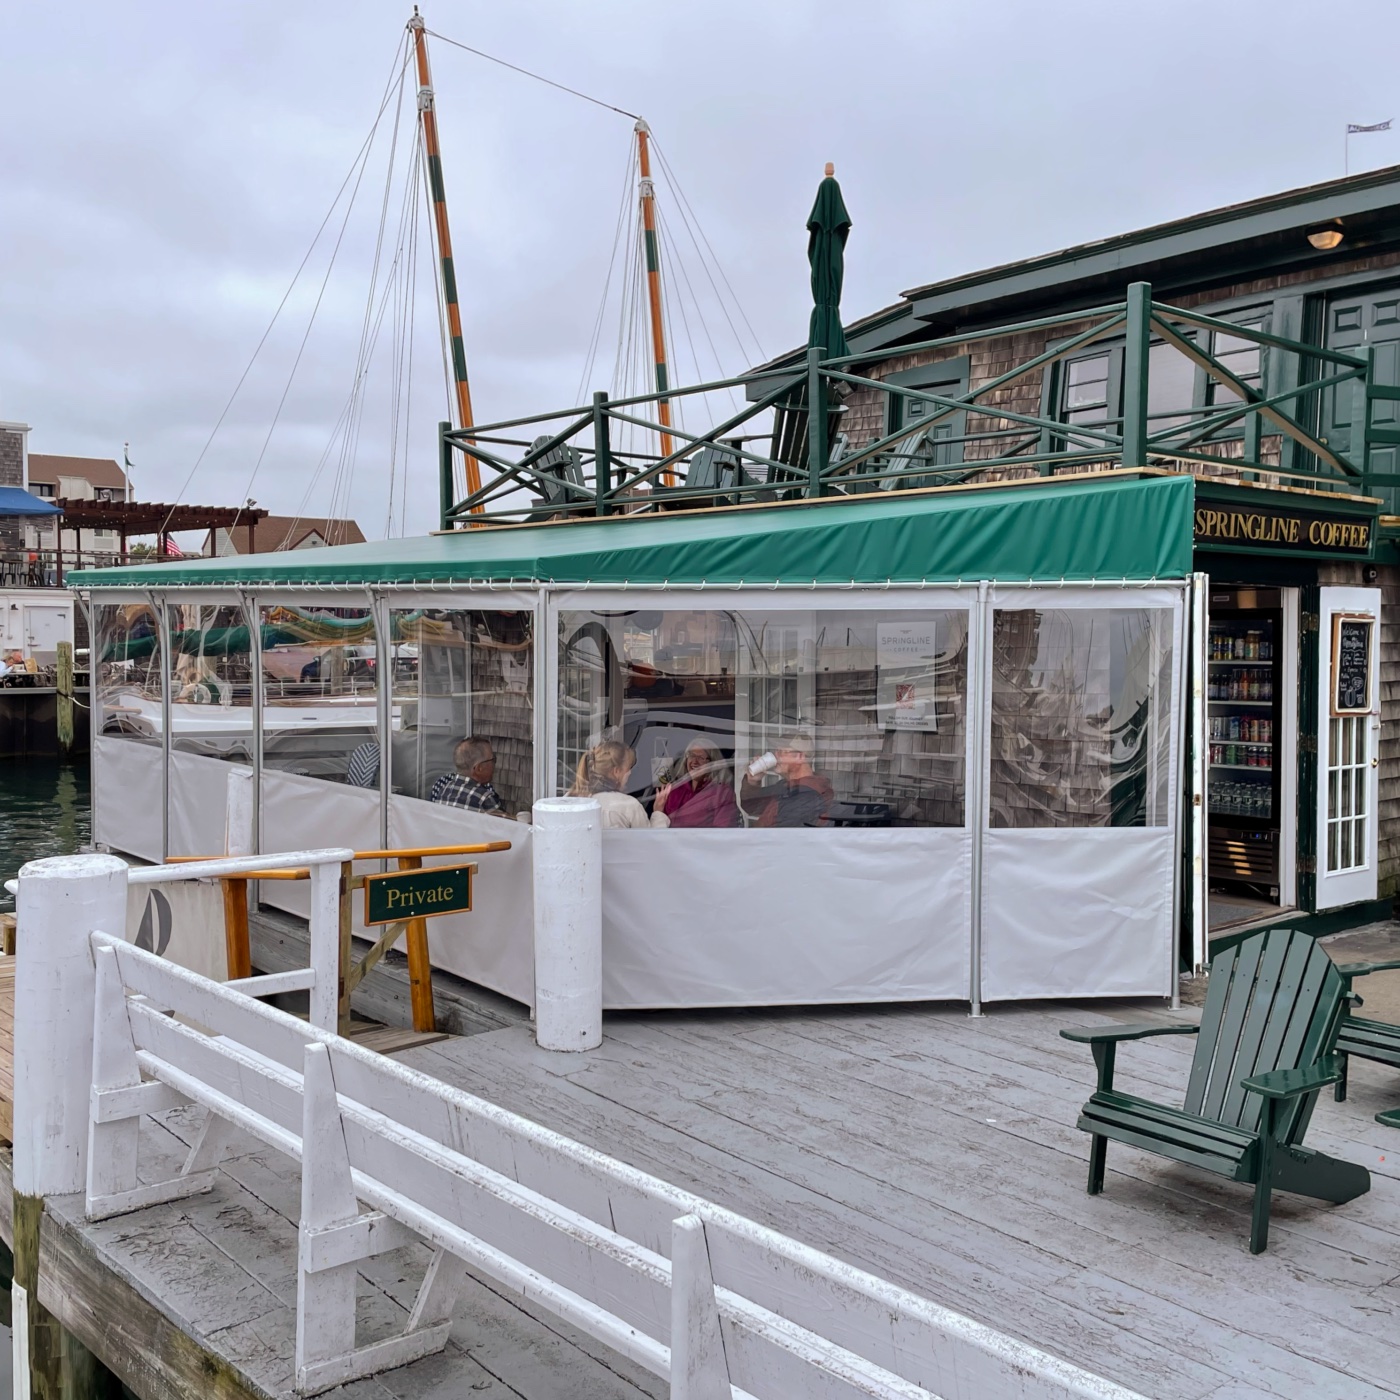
[428,736,505,814]
[739,733,834,828]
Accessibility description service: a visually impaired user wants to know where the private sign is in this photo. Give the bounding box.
[363,863,475,926]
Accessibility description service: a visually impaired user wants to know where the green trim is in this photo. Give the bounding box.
[441,256,458,306]
[451,336,468,384]
[1298,584,1320,912]
[644,227,660,276]
[71,472,1195,591]
[428,154,446,205]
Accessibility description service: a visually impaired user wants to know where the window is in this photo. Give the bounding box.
[1146,339,1196,432]
[989,608,1173,829]
[94,603,162,743]
[558,607,969,828]
[1056,349,1121,450]
[167,604,254,762]
[32,482,54,498]
[1207,314,1267,407]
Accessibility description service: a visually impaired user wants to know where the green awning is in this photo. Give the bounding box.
[72,473,1195,590]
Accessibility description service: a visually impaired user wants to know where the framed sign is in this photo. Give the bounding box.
[1330,614,1375,716]
[876,621,939,732]
[363,862,475,926]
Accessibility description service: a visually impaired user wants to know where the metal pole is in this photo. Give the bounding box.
[968,582,991,1017]
[806,345,828,499]
[1121,281,1152,469]
[635,120,677,482]
[438,419,455,530]
[409,12,482,508]
[156,594,172,861]
[371,589,391,851]
[593,391,612,516]
[1189,572,1209,978]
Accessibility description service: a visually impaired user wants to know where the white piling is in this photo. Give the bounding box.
[13,853,129,1198]
[225,764,255,858]
[531,797,602,1051]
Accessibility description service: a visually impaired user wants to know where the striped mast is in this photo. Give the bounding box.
[635,119,677,485]
[409,10,482,510]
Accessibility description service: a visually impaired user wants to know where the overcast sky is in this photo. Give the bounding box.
[6,0,1400,542]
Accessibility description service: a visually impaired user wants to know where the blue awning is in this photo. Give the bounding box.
[0,487,62,516]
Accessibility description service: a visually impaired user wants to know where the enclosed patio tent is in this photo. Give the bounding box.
[76,470,1195,1011]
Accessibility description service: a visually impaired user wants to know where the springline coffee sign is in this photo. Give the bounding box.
[1194,503,1373,555]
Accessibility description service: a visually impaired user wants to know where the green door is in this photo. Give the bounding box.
[1326,290,1400,512]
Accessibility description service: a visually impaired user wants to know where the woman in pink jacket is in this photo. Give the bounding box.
[656,738,741,828]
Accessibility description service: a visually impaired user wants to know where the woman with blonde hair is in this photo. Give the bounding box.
[569,739,670,829]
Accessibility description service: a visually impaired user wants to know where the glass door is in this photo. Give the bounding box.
[1316,586,1381,910]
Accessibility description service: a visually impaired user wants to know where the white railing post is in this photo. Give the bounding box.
[531,796,602,1051]
[14,853,129,1198]
[308,861,341,1033]
[669,1214,730,1400]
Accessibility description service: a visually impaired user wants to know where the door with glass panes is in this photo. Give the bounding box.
[1316,586,1381,910]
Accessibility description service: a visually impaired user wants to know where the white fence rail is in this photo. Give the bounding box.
[86,923,1146,1400]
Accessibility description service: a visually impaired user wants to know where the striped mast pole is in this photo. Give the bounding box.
[635,119,677,486]
[409,10,482,513]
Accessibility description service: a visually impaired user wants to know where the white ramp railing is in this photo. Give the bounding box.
[86,927,1147,1400]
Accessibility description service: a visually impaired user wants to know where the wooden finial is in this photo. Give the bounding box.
[824,162,835,177]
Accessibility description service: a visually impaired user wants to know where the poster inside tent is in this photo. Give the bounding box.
[876,621,939,732]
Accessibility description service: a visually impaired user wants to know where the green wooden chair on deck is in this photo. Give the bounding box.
[1060,927,1369,1254]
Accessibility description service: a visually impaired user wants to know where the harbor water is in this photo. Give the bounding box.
[0,757,91,909]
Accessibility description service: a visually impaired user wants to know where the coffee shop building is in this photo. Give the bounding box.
[75,166,1400,1011]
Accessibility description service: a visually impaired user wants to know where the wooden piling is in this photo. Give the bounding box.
[55,642,74,757]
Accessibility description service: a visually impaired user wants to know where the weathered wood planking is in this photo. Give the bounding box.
[400,1006,1400,1400]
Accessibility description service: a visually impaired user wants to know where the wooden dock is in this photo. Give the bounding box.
[4,994,1400,1398]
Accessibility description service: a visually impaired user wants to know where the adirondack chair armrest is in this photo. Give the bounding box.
[1242,1056,1344,1101]
[1059,1023,1200,1044]
[1335,958,1400,983]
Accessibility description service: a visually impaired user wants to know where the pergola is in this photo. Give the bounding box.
[52,500,268,583]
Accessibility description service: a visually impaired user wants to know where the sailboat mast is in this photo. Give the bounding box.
[635,119,676,481]
[409,10,482,506]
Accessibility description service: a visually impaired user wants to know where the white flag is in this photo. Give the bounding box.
[1348,120,1393,134]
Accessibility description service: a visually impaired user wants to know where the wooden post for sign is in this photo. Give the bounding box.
[221,767,254,981]
[397,855,437,1034]
[55,641,74,756]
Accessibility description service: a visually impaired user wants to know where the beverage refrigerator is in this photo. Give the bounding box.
[1206,588,1282,898]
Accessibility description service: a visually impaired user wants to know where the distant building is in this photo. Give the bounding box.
[26,452,133,559]
[206,515,366,555]
[0,421,30,556]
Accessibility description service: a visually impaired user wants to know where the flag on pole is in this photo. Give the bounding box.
[164,535,181,557]
[1348,120,1393,133]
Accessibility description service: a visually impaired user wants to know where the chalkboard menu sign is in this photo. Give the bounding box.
[1331,615,1375,716]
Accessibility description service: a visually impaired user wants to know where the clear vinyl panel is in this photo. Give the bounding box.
[989,608,1174,829]
[165,602,255,764]
[558,607,968,828]
[258,603,377,783]
[1326,715,1368,874]
[388,607,533,817]
[981,602,1179,1001]
[94,600,163,745]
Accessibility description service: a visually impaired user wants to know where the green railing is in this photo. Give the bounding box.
[439,281,1383,527]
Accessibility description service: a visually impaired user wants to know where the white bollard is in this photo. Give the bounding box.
[225,764,255,858]
[13,853,129,1198]
[532,797,602,1051]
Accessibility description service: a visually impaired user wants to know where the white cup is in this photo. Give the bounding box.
[747,751,778,778]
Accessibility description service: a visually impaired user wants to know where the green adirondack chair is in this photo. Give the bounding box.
[1061,927,1369,1253]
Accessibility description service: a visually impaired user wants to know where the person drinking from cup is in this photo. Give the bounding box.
[739,733,833,828]
[656,737,740,828]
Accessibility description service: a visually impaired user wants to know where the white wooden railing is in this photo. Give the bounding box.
[85,924,1147,1400]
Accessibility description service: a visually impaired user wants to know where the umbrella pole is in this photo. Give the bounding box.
[409,11,482,512]
[635,120,677,485]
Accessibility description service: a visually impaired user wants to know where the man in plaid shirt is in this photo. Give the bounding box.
[429,737,505,814]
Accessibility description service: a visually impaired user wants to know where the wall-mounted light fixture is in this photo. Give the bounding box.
[1306,220,1345,251]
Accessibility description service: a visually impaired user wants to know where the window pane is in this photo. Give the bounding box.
[259,604,376,781]
[990,609,1173,828]
[558,608,969,827]
[1067,356,1109,386]
[389,608,532,816]
[1147,341,1196,430]
[165,603,255,763]
[96,601,162,744]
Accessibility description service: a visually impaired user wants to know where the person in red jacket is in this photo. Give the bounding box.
[657,738,741,828]
[739,733,834,828]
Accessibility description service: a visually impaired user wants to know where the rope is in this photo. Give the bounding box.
[160,36,414,544]
[424,29,640,120]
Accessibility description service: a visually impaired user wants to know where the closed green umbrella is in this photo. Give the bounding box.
[807,161,851,359]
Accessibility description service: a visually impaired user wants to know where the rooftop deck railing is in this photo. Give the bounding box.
[439,280,1388,526]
